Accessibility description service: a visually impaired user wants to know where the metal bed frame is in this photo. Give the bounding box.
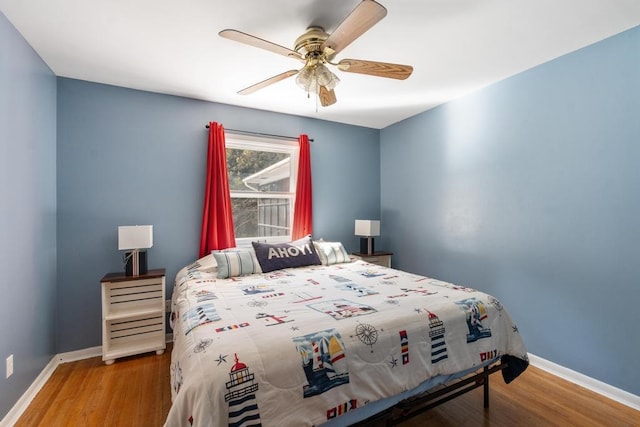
[355,360,509,426]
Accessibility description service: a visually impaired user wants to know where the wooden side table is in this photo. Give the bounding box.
[351,251,393,268]
[100,269,166,365]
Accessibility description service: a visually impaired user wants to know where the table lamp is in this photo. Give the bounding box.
[355,220,380,255]
[118,225,153,276]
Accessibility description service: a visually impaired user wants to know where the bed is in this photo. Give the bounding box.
[166,237,528,426]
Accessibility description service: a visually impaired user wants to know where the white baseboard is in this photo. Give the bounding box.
[0,355,59,427]
[0,335,173,427]
[3,347,636,426]
[56,345,102,363]
[528,353,640,411]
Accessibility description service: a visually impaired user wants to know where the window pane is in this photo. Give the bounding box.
[225,136,297,243]
[226,148,290,192]
[232,198,258,238]
[232,197,290,238]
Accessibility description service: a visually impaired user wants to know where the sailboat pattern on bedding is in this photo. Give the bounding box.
[166,256,528,427]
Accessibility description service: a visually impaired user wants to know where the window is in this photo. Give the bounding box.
[225,134,299,246]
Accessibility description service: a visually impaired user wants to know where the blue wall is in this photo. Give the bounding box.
[56,78,380,352]
[0,12,57,419]
[381,25,640,395]
[2,5,639,420]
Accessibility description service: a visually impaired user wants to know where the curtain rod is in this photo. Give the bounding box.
[204,125,314,142]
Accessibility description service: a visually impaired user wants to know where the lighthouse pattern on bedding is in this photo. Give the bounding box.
[225,353,262,427]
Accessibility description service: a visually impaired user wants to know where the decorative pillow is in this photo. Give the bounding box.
[212,248,262,279]
[175,254,218,283]
[289,234,312,247]
[252,236,322,273]
[193,253,218,273]
[313,240,352,265]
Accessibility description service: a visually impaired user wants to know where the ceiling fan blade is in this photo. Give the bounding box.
[319,86,337,107]
[238,70,299,95]
[337,59,413,80]
[321,0,387,56]
[220,29,304,61]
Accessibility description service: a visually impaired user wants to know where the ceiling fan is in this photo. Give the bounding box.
[219,0,413,107]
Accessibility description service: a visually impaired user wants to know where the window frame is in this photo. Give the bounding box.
[225,133,299,247]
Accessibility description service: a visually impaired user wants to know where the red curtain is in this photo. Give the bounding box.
[199,122,236,257]
[291,134,313,239]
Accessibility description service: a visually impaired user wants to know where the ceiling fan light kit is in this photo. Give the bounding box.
[219,0,413,107]
[295,63,340,94]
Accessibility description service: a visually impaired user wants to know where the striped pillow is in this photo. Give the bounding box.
[313,240,352,266]
[212,248,262,279]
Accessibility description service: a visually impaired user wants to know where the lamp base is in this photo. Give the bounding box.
[125,250,148,276]
[359,237,375,255]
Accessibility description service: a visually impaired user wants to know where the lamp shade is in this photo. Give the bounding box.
[355,220,380,237]
[118,225,153,250]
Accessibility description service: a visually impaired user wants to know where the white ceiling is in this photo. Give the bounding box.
[2,0,639,129]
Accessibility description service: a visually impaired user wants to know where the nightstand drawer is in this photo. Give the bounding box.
[105,313,164,346]
[103,279,164,319]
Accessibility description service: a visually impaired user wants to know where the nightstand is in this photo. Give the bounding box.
[351,251,393,268]
[100,269,166,365]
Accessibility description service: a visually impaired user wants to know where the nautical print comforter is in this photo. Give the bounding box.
[166,256,528,427]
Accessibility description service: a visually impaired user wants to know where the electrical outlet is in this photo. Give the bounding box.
[165,300,171,313]
[6,355,13,378]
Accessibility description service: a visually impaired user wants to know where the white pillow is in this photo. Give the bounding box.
[193,253,218,273]
[175,254,218,283]
[313,240,352,266]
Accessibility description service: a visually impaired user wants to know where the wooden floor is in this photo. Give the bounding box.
[15,342,640,426]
